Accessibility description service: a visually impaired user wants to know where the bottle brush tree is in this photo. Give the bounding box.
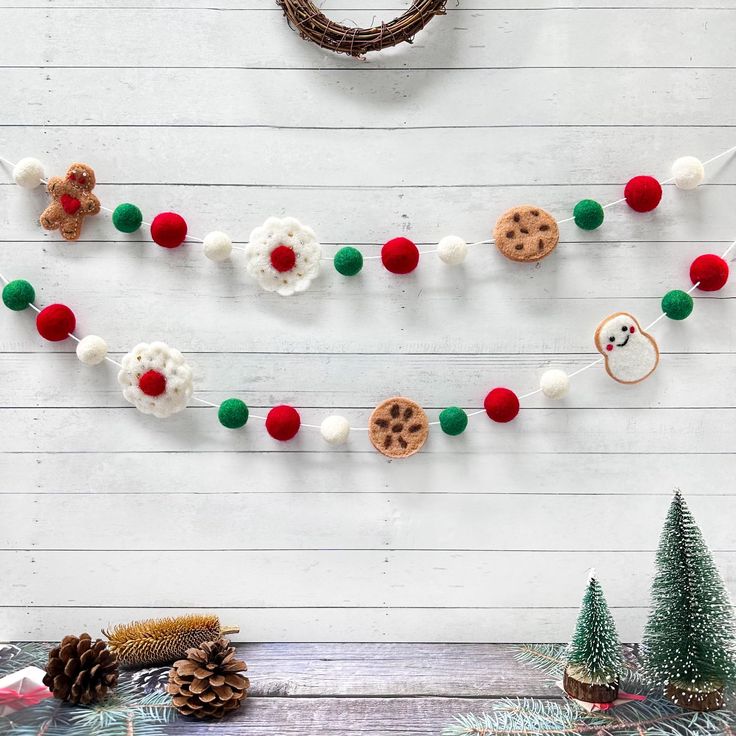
[643,488,736,711]
[563,571,623,704]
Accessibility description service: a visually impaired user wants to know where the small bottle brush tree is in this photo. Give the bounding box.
[643,489,736,711]
[563,571,622,704]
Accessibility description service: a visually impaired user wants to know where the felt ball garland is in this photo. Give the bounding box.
[36,303,75,342]
[3,143,736,457]
[2,279,35,311]
[6,144,734,293]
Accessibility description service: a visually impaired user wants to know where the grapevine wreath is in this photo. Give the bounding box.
[276,0,447,58]
[0,147,734,459]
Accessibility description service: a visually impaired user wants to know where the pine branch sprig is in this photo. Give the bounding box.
[514,644,567,679]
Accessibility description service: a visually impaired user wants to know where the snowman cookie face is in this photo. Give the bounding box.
[595,312,659,384]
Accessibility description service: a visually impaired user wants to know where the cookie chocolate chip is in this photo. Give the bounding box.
[493,205,559,262]
[369,397,429,459]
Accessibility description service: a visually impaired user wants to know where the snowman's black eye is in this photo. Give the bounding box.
[609,336,615,342]
[622,326,628,332]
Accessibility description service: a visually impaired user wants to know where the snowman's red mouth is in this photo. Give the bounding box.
[616,335,630,347]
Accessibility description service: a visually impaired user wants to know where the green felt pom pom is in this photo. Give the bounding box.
[2,279,35,311]
[573,199,604,230]
[439,406,468,436]
[662,289,694,320]
[112,203,143,233]
[334,246,363,276]
[218,398,249,429]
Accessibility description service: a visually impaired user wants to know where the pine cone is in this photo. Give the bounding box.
[167,638,249,719]
[43,633,118,704]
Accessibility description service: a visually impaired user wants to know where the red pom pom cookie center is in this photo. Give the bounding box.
[60,194,81,215]
[270,245,296,272]
[139,369,167,397]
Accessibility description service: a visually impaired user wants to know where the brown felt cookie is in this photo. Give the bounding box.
[369,397,429,459]
[40,163,101,241]
[493,205,559,262]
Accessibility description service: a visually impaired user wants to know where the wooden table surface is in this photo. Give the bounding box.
[1,0,735,648]
[5,642,557,735]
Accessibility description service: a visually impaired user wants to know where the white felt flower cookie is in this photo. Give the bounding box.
[244,216,321,296]
[595,312,659,384]
[118,341,193,418]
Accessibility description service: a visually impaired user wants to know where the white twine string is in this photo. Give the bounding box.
[1,145,735,434]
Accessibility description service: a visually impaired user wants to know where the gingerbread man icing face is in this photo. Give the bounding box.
[40,163,101,241]
[595,312,659,384]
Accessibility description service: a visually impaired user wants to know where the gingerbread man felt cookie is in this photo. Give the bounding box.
[40,163,100,241]
[595,312,659,384]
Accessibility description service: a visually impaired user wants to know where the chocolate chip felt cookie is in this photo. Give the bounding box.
[40,163,101,241]
[369,397,429,458]
[493,205,559,262]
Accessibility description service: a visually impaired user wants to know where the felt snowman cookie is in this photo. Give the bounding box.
[595,312,659,384]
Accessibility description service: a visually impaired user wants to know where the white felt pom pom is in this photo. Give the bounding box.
[76,335,108,366]
[203,231,233,261]
[12,157,45,189]
[540,369,569,399]
[320,415,350,445]
[437,235,468,265]
[671,156,704,190]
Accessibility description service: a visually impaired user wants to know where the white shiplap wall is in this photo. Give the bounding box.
[0,0,735,642]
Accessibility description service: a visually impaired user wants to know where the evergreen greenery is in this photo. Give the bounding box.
[643,489,736,694]
[445,644,736,736]
[566,573,622,684]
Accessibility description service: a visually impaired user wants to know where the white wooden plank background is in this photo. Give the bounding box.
[1,0,735,643]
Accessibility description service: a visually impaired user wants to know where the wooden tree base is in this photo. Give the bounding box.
[665,683,724,712]
[563,668,619,704]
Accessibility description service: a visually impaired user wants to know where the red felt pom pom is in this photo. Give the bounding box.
[151,212,188,248]
[270,244,296,272]
[690,253,729,291]
[624,175,662,213]
[266,404,301,441]
[138,369,167,397]
[484,387,520,423]
[381,237,420,274]
[36,303,76,342]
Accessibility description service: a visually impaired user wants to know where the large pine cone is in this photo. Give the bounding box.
[167,638,249,719]
[43,633,119,704]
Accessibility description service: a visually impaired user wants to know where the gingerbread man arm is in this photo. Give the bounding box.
[81,193,101,215]
[40,201,65,232]
[46,176,66,198]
